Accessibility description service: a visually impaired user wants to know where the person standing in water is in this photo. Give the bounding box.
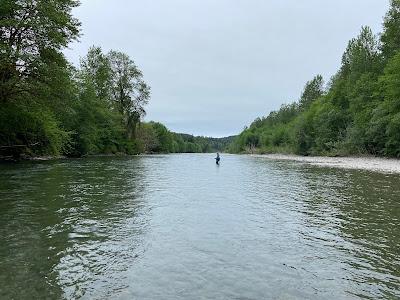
[215,153,220,165]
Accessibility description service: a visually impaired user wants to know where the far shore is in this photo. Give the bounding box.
[253,154,400,174]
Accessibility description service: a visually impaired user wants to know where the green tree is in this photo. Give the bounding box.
[229,6,400,158]
[378,52,400,156]
[70,77,127,156]
[341,26,382,80]
[0,0,80,102]
[80,46,112,101]
[0,0,80,157]
[107,51,151,139]
[136,123,160,153]
[299,75,324,109]
[381,0,400,60]
[150,122,173,153]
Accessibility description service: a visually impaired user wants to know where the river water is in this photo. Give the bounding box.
[0,154,399,299]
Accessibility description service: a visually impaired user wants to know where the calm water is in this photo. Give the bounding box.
[0,154,399,299]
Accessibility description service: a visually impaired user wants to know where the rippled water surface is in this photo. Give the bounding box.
[0,154,399,299]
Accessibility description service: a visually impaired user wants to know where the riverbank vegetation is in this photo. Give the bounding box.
[0,1,228,160]
[136,122,235,154]
[230,1,400,157]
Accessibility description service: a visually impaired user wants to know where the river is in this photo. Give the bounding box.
[0,154,399,299]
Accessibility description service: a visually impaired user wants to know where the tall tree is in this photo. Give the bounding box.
[107,50,150,139]
[0,0,80,102]
[380,52,400,156]
[341,26,381,79]
[381,0,400,60]
[299,75,324,109]
[80,46,112,101]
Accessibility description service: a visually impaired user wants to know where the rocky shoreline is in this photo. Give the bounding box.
[254,154,400,174]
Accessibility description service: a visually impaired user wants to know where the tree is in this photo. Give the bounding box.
[136,123,160,153]
[341,26,382,79]
[0,0,80,102]
[381,0,400,60]
[378,52,400,156]
[0,0,81,157]
[107,51,151,139]
[150,122,173,153]
[80,46,112,101]
[380,51,400,104]
[229,5,400,158]
[299,75,324,109]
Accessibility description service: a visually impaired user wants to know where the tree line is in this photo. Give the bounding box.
[230,0,400,157]
[0,0,227,159]
[136,122,234,153]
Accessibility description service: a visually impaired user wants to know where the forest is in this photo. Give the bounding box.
[3,1,400,160]
[0,1,228,160]
[230,0,400,157]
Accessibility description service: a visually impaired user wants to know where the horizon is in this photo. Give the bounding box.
[64,0,389,138]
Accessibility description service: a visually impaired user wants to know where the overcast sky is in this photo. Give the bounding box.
[64,0,390,137]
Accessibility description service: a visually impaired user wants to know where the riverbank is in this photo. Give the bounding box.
[253,154,400,174]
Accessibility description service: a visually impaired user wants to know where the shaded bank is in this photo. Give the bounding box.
[0,132,235,161]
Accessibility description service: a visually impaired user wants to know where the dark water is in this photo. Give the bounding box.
[0,154,399,299]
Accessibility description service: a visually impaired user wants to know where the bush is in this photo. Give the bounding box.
[0,102,70,157]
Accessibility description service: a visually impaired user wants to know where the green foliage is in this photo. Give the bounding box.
[107,50,150,139]
[135,123,235,154]
[149,122,173,153]
[380,51,400,103]
[377,52,400,156]
[341,26,382,79]
[381,0,400,59]
[293,103,318,155]
[69,80,125,156]
[80,46,112,101]
[230,10,400,158]
[0,1,155,159]
[0,0,79,159]
[136,123,160,153]
[3,1,400,159]
[0,102,70,157]
[0,0,80,102]
[299,75,324,109]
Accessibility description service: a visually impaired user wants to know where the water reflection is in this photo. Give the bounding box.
[292,165,400,299]
[0,157,151,299]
